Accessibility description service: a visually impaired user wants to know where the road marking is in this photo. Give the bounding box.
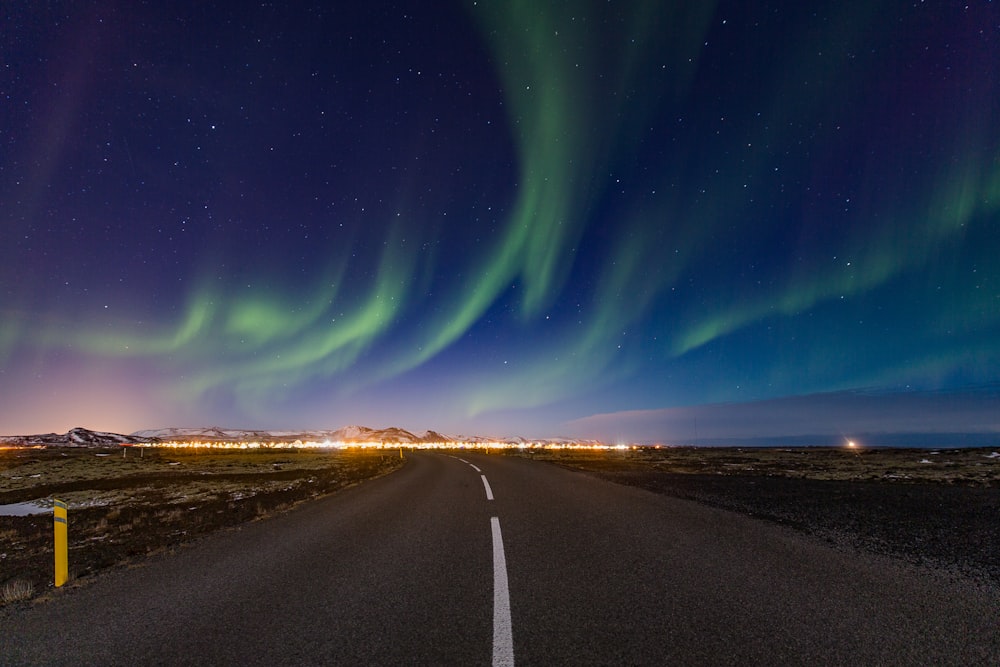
[491,517,514,667]
[458,458,469,463]
[481,475,495,500]
[469,463,482,473]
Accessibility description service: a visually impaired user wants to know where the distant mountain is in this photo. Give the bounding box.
[1,425,603,447]
[131,426,304,442]
[131,425,443,444]
[0,427,159,447]
[129,425,498,444]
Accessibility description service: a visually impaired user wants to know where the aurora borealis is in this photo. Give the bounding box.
[2,1,998,441]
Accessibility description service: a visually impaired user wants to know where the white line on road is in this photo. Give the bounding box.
[469,463,482,473]
[491,517,514,667]
[481,475,495,500]
[458,458,469,464]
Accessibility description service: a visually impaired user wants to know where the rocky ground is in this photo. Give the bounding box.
[511,446,1000,586]
[0,447,402,604]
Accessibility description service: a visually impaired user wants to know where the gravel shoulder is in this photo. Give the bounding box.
[588,471,1000,585]
[509,447,1000,587]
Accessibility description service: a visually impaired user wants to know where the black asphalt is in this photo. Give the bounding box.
[2,452,998,665]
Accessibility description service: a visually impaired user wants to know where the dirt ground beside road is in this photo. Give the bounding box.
[511,446,1000,586]
[0,446,403,604]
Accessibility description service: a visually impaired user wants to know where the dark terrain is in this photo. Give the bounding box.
[510,446,1000,586]
[0,447,402,602]
[3,444,999,606]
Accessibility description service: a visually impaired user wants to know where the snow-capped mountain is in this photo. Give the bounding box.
[1,425,601,447]
[130,425,441,444]
[0,427,159,447]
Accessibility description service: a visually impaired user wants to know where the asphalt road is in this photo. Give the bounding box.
[2,452,998,665]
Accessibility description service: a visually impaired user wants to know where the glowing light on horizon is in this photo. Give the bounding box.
[136,440,639,451]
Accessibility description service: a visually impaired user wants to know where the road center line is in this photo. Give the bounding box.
[491,517,514,667]
[469,463,482,473]
[481,475,495,500]
[458,458,469,464]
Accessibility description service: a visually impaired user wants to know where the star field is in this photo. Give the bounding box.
[1,1,998,441]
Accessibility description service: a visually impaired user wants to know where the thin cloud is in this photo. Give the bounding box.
[566,388,1000,443]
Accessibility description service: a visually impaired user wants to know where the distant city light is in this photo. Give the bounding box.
[136,440,637,451]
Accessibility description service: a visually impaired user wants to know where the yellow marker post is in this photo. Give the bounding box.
[399,447,404,459]
[53,499,68,587]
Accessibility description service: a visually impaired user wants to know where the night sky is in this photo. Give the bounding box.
[2,1,998,442]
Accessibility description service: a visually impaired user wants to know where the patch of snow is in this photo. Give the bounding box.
[335,425,371,439]
[0,500,51,516]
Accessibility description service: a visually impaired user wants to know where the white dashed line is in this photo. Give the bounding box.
[456,457,510,661]
[491,517,514,667]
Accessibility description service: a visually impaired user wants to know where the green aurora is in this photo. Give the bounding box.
[1,0,997,438]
